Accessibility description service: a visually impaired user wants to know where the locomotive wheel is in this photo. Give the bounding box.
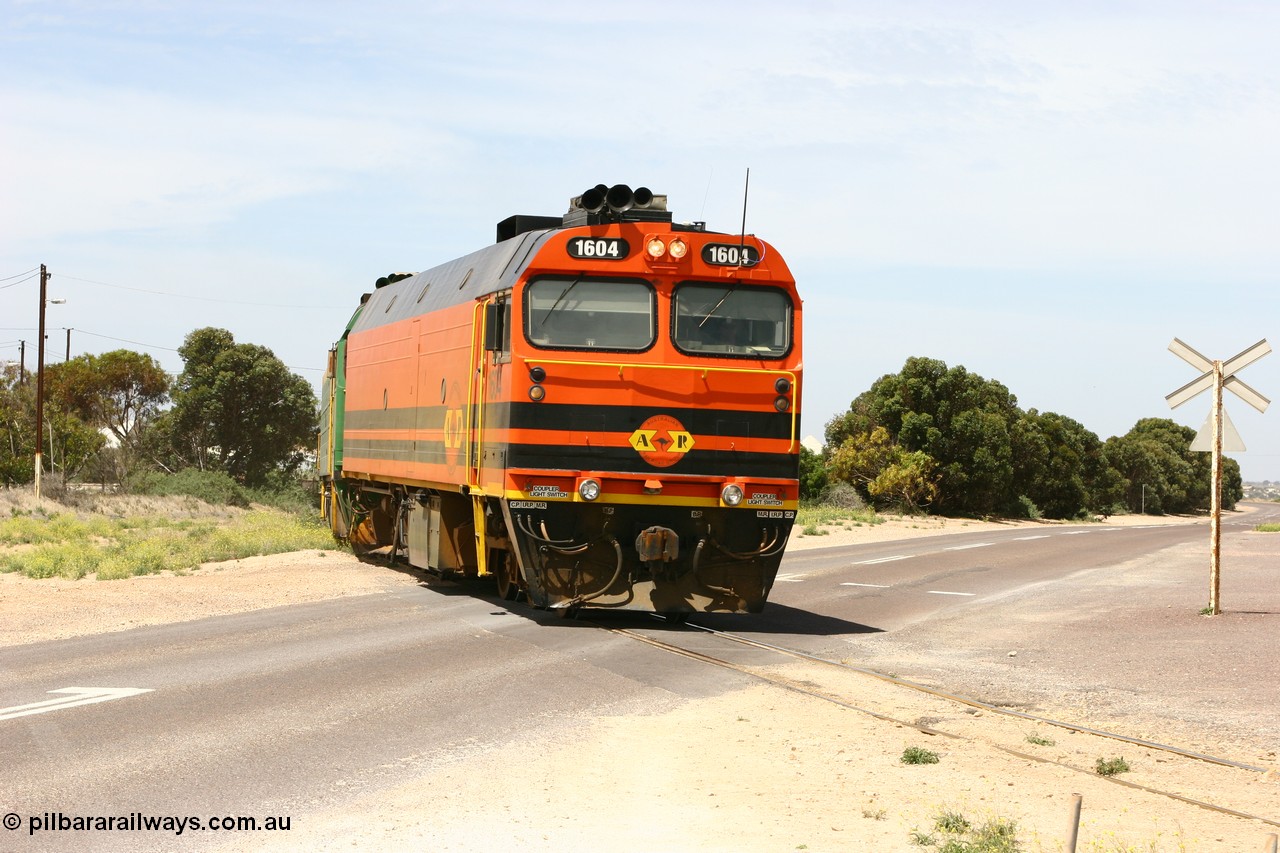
[494,551,520,602]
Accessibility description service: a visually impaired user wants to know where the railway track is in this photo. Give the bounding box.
[598,613,1280,831]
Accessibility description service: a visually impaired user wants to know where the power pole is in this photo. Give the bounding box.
[65,328,72,362]
[18,340,25,385]
[35,264,48,499]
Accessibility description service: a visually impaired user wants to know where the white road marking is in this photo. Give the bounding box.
[927,590,977,596]
[853,555,910,565]
[1012,535,1050,541]
[0,687,154,722]
[1062,530,1093,535]
[773,573,806,583]
[944,542,993,550]
[840,582,891,588]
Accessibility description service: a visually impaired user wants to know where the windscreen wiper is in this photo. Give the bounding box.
[540,275,584,327]
[698,282,738,328]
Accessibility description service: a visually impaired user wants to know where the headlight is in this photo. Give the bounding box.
[668,238,688,259]
[646,238,666,258]
[578,479,602,501]
[721,484,743,506]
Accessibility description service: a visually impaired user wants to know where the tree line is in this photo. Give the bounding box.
[808,356,1242,518]
[0,328,316,492]
[2,340,1242,518]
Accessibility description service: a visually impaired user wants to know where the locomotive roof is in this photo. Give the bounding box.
[349,227,560,334]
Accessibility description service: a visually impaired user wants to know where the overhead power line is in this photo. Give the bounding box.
[76,329,180,353]
[0,268,39,282]
[57,273,349,309]
[0,271,39,290]
[75,329,322,373]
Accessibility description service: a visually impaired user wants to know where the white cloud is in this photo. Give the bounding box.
[0,86,457,242]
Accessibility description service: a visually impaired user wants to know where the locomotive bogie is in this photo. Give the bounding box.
[503,495,791,614]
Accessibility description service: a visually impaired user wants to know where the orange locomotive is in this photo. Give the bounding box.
[319,185,802,616]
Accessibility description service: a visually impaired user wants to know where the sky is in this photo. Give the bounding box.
[3,1,1278,482]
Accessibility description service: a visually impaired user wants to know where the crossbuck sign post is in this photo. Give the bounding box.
[1165,338,1271,615]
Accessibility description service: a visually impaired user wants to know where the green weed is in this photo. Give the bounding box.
[901,746,940,765]
[912,809,1021,852]
[1095,756,1130,777]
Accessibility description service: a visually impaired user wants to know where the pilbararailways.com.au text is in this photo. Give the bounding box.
[5,811,291,836]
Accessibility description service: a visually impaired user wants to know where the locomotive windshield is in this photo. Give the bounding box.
[525,276,656,351]
[672,282,792,358]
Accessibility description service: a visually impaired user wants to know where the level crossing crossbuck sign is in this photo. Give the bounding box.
[1165,337,1270,615]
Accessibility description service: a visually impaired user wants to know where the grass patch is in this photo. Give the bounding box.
[1255,523,1280,532]
[796,501,883,530]
[0,504,339,581]
[1024,732,1055,747]
[900,746,940,765]
[796,498,883,537]
[911,809,1022,852]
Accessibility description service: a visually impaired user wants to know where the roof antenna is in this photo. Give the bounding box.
[738,167,751,265]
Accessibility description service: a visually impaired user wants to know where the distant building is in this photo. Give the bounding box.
[1242,481,1280,501]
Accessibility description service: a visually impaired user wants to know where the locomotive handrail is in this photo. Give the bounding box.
[467,299,488,487]
[520,356,799,451]
[467,298,491,580]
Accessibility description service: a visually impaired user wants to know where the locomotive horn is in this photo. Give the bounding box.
[633,186,654,208]
[578,185,607,213]
[605,184,634,212]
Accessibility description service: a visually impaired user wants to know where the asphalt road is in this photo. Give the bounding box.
[0,586,759,852]
[2,504,1276,851]
[702,513,1220,641]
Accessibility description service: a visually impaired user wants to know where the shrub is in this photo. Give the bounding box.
[1094,756,1130,776]
[1015,495,1042,520]
[818,481,866,511]
[128,469,251,508]
[901,746,940,765]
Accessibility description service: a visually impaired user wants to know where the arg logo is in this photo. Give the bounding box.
[629,415,694,468]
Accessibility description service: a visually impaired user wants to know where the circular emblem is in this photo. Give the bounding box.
[629,414,695,468]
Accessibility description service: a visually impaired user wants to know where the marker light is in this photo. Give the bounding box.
[667,238,688,259]
[578,478,602,501]
[775,377,791,394]
[529,385,546,402]
[774,396,790,412]
[530,366,546,382]
[721,484,744,506]
[646,238,667,258]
